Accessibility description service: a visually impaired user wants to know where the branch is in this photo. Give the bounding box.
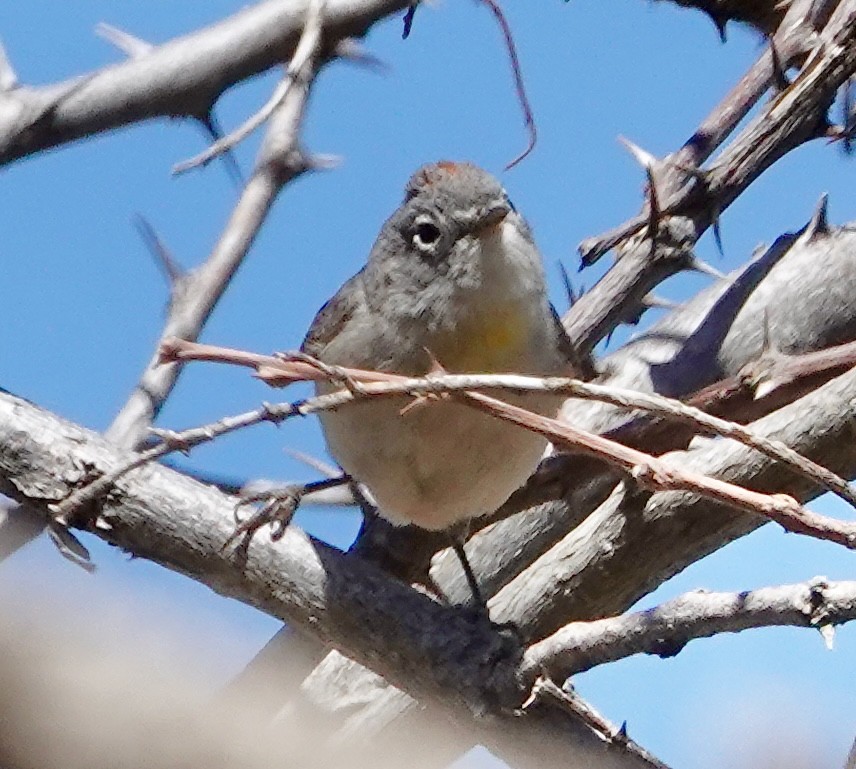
[564,0,854,354]
[491,365,856,640]
[0,0,411,166]
[106,0,330,450]
[152,340,856,544]
[0,389,663,769]
[432,220,856,607]
[521,577,853,681]
[0,0,346,564]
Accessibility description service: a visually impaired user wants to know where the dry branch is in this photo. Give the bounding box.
[521,578,855,680]
[564,0,856,353]
[0,0,411,166]
[0,389,663,769]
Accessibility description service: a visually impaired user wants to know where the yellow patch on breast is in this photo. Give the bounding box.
[431,306,533,373]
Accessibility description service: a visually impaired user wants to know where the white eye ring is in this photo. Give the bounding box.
[412,218,442,251]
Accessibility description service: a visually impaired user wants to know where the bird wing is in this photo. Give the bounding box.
[301,270,367,359]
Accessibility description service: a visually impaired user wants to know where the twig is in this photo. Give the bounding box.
[521,577,856,680]
[52,403,299,525]
[161,338,856,512]
[105,0,329,451]
[476,0,537,169]
[56,339,856,553]
[173,0,326,175]
[465,390,856,550]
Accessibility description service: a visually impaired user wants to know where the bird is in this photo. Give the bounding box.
[301,162,579,575]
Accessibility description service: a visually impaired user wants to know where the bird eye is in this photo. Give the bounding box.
[412,221,441,250]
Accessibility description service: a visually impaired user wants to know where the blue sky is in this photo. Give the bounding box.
[2,2,855,767]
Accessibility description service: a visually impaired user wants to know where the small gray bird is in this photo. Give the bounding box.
[303,162,578,534]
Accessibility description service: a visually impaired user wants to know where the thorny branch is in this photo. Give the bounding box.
[0,0,412,166]
[107,0,330,449]
[521,578,855,681]
[48,338,856,557]
[5,395,856,764]
[564,0,856,354]
[0,389,666,769]
[0,0,338,564]
[3,390,856,767]
[4,0,856,763]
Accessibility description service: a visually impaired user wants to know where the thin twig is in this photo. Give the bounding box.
[173,0,326,175]
[104,0,329,451]
[162,338,856,512]
[476,0,538,169]
[55,341,856,553]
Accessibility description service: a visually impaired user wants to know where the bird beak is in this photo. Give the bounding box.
[474,203,511,236]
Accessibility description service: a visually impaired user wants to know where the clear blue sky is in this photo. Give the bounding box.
[2,2,855,767]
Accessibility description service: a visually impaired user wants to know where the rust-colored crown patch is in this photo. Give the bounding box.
[405,161,464,199]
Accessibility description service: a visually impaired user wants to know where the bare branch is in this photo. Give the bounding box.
[521,578,856,680]
[491,366,856,640]
[174,0,326,175]
[565,1,852,352]
[159,339,856,513]
[0,0,411,166]
[106,0,330,450]
[0,389,665,769]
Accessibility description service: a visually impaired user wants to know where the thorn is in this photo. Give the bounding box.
[752,378,779,400]
[0,41,18,91]
[46,522,96,573]
[769,38,791,91]
[640,293,679,311]
[95,22,153,59]
[402,3,418,39]
[707,12,728,42]
[711,204,724,257]
[198,111,245,188]
[133,214,183,285]
[618,135,657,171]
[423,347,447,375]
[803,193,830,240]
[284,449,341,479]
[334,39,389,73]
[818,623,835,650]
[306,152,342,171]
[558,260,577,309]
[751,242,768,259]
[688,256,727,280]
